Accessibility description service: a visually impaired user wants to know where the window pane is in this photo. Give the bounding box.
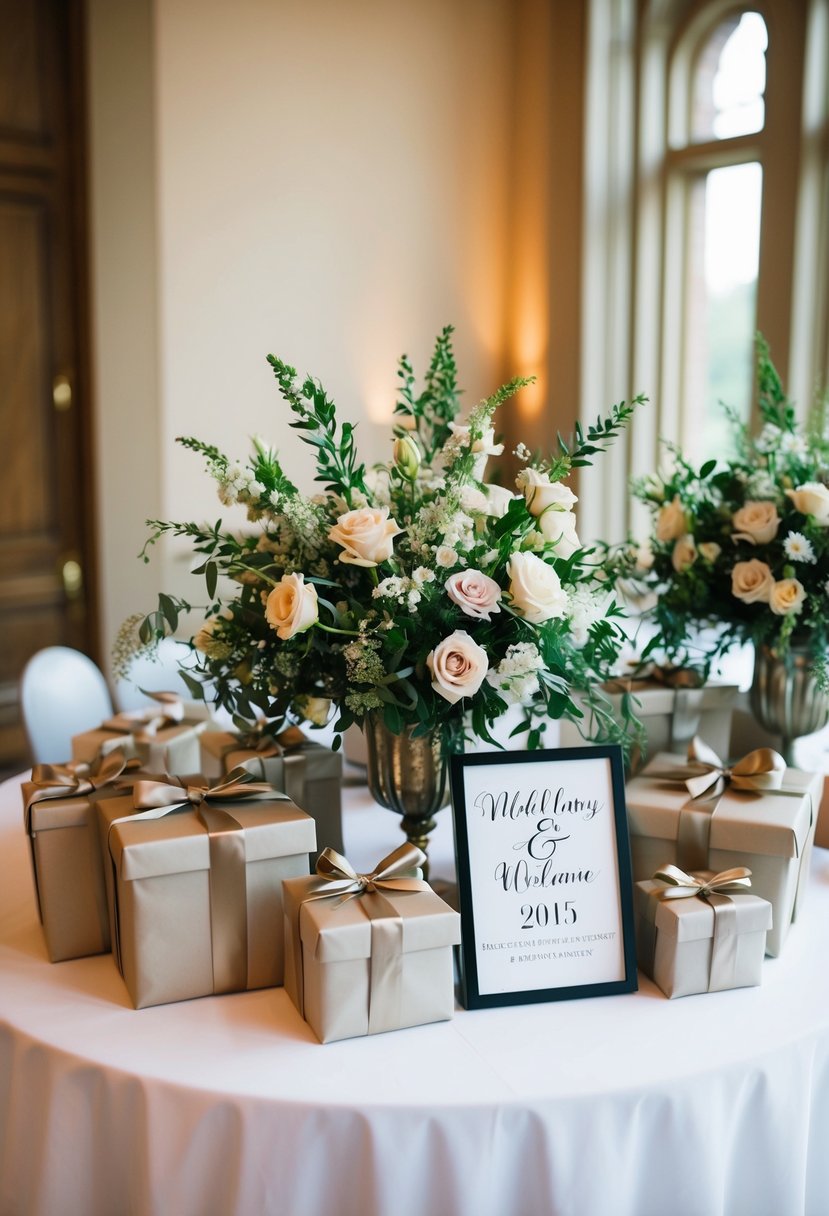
[692,12,767,141]
[682,162,762,458]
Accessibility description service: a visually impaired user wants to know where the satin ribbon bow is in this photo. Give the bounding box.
[105,691,186,739]
[130,765,280,812]
[25,750,137,818]
[648,736,787,802]
[652,863,753,899]
[305,843,428,904]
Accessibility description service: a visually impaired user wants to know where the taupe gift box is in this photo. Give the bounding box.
[100,771,316,1009]
[200,728,344,863]
[625,747,821,957]
[560,679,739,772]
[22,752,142,963]
[72,697,212,775]
[284,845,461,1044]
[634,868,772,998]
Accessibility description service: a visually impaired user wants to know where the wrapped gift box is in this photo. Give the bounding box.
[102,781,316,1008]
[560,681,738,771]
[283,853,460,1043]
[22,754,144,962]
[625,752,821,956]
[200,729,343,862]
[634,874,772,998]
[72,701,212,774]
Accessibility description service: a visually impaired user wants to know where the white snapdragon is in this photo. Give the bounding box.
[567,585,608,646]
[373,576,408,602]
[488,642,544,704]
[756,423,782,453]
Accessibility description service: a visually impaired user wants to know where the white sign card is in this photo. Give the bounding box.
[451,745,638,1008]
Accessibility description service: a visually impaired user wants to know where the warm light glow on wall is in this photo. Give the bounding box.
[509,268,549,420]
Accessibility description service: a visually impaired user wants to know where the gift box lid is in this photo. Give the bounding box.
[106,794,316,881]
[285,876,461,962]
[636,877,773,943]
[599,681,739,715]
[626,752,821,860]
[28,792,90,833]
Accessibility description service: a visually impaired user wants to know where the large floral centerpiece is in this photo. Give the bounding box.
[618,337,829,690]
[135,327,643,755]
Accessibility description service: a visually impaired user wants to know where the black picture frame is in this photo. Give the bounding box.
[450,744,638,1010]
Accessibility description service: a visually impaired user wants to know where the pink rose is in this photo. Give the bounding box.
[426,630,490,703]
[445,570,503,620]
[328,506,402,567]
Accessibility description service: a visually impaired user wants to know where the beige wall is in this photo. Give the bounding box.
[87,0,518,667]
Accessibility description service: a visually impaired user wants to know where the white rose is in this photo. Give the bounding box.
[731,559,774,604]
[785,482,829,526]
[698,542,721,563]
[671,534,697,573]
[507,551,569,623]
[732,501,780,545]
[769,578,806,616]
[426,630,490,703]
[265,573,319,640]
[459,485,489,513]
[481,484,517,517]
[655,495,688,543]
[445,570,503,620]
[519,468,578,517]
[328,506,402,567]
[538,509,581,558]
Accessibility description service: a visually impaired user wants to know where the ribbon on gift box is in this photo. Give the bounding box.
[645,737,789,871]
[101,690,186,742]
[227,725,311,806]
[603,664,709,751]
[288,844,428,1036]
[22,750,139,923]
[108,767,288,995]
[642,864,754,992]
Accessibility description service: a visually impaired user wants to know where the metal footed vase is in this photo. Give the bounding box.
[749,643,829,765]
[363,714,450,882]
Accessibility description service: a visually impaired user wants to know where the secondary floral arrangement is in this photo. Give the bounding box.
[133,327,644,752]
[615,336,829,685]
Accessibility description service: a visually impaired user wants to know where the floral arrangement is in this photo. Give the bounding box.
[617,336,829,684]
[133,327,643,751]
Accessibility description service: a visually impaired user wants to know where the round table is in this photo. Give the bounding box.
[2,769,828,1216]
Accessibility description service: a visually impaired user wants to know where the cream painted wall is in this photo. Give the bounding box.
[87,0,516,664]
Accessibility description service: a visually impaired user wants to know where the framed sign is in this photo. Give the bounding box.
[450,745,638,1009]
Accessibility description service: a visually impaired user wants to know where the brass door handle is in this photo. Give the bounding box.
[53,374,73,411]
[61,557,83,599]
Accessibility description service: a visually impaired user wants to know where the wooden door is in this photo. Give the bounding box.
[0,0,97,765]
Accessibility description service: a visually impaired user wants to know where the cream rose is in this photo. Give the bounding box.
[538,508,581,558]
[445,570,502,620]
[671,534,697,573]
[785,482,829,526]
[769,577,806,616]
[265,573,319,640]
[732,501,780,545]
[519,468,578,517]
[731,559,774,604]
[698,542,721,563]
[481,483,517,517]
[426,630,490,703]
[507,551,569,623]
[328,506,402,566]
[655,495,688,542]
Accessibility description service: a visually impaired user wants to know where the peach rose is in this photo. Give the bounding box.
[655,496,688,543]
[785,482,829,526]
[731,501,780,545]
[426,630,489,703]
[538,508,581,558]
[445,570,503,620]
[671,534,697,573]
[731,559,774,604]
[507,551,569,623]
[519,469,578,517]
[769,578,806,616]
[265,573,319,640]
[698,542,721,563]
[328,506,402,567]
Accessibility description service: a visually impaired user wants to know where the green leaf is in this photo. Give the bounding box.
[158,593,179,631]
[205,561,218,601]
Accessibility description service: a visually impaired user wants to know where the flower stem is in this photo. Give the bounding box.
[316,622,361,637]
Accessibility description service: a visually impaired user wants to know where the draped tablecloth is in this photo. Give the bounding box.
[2,767,828,1216]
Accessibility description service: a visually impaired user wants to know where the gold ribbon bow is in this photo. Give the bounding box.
[291,844,428,1035]
[647,864,753,992]
[104,691,186,741]
[110,767,287,995]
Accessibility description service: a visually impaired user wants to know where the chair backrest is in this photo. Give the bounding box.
[20,646,114,764]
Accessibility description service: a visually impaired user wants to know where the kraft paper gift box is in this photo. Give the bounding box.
[101,771,316,1009]
[199,727,344,863]
[22,752,144,962]
[283,845,461,1044]
[72,698,212,775]
[634,869,772,998]
[625,748,821,957]
[561,680,739,772]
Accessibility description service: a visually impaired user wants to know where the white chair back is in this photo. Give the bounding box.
[20,647,114,764]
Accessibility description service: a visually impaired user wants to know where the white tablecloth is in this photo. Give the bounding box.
[2,768,829,1216]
